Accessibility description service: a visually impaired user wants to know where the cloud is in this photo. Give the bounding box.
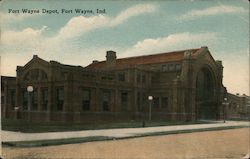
[0,26,52,76]
[0,4,155,58]
[1,26,48,58]
[1,3,157,42]
[180,5,247,21]
[121,32,217,57]
[0,23,120,76]
[0,12,40,23]
[109,4,156,26]
[57,15,108,39]
[57,4,156,39]
[1,26,47,45]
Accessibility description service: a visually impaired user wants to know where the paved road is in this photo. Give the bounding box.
[1,121,249,142]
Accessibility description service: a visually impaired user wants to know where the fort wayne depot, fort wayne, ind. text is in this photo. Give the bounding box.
[8,8,106,14]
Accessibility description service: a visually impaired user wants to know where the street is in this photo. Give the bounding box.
[2,128,249,159]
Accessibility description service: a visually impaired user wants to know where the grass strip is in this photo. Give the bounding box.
[132,125,248,138]
[2,119,212,133]
[3,136,114,147]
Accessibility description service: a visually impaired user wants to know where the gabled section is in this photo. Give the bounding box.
[17,55,50,81]
[192,46,217,64]
[17,55,50,73]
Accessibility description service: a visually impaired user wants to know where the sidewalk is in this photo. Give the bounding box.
[2,121,249,142]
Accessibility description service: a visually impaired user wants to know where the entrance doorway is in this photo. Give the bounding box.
[196,67,217,119]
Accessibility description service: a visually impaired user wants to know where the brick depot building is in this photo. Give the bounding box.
[1,47,225,122]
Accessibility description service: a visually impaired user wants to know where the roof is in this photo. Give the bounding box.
[228,93,250,98]
[86,48,200,70]
[1,76,16,80]
[19,55,85,72]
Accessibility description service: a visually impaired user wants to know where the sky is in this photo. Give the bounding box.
[0,0,249,95]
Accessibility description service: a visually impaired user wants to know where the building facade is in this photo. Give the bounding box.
[1,47,225,122]
[226,93,250,119]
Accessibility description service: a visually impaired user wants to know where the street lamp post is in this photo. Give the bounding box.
[27,86,33,121]
[223,97,228,123]
[14,106,19,119]
[148,96,153,121]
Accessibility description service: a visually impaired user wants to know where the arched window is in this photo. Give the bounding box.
[24,72,30,81]
[23,69,48,81]
[196,67,215,101]
[30,69,39,80]
[40,70,48,80]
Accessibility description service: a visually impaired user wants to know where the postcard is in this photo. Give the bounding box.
[0,0,249,158]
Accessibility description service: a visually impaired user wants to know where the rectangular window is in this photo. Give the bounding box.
[32,89,38,110]
[175,64,181,70]
[82,89,91,111]
[102,76,113,80]
[102,90,111,111]
[10,90,16,109]
[61,72,68,80]
[162,65,168,71]
[107,76,114,80]
[118,73,125,81]
[56,87,64,111]
[22,90,28,110]
[153,97,160,108]
[142,93,147,109]
[142,75,146,83]
[41,88,48,110]
[121,91,128,111]
[162,97,168,108]
[168,64,175,71]
[137,74,141,83]
[137,92,142,111]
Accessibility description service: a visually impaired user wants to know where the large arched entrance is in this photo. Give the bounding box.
[195,67,217,120]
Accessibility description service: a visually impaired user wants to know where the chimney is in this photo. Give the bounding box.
[106,50,116,67]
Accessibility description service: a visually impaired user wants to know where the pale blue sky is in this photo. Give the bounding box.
[0,0,249,95]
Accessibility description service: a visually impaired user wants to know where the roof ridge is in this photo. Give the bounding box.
[117,48,199,60]
[90,48,200,63]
